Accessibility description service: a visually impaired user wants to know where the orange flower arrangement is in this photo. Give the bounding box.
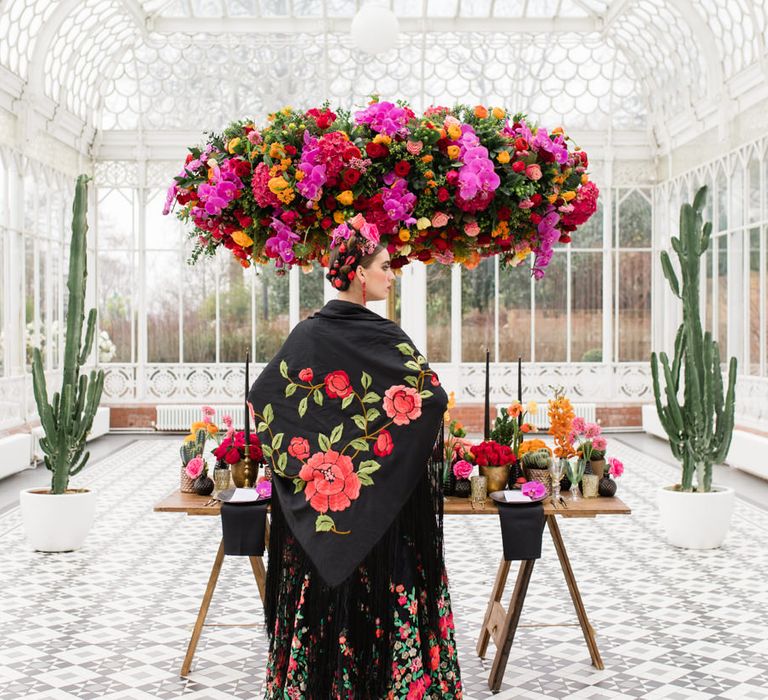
[517,439,552,458]
[548,394,576,458]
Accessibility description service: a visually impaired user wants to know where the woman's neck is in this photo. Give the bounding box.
[337,290,365,306]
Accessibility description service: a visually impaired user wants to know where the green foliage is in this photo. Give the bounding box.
[651,187,737,493]
[32,175,105,494]
[490,407,515,446]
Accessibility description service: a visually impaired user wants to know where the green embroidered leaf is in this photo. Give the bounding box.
[396,342,414,355]
[272,432,284,450]
[285,383,297,397]
[358,473,374,486]
[404,375,419,387]
[419,390,433,399]
[358,459,381,475]
[261,444,273,458]
[298,396,308,417]
[278,452,287,471]
[279,360,289,379]
[362,392,380,404]
[416,355,427,365]
[366,408,380,422]
[330,423,344,445]
[352,414,367,430]
[361,371,372,390]
[341,394,355,410]
[313,389,324,406]
[257,421,269,433]
[263,404,274,425]
[350,438,370,451]
[293,478,305,494]
[404,360,421,371]
[316,514,335,532]
[318,433,331,452]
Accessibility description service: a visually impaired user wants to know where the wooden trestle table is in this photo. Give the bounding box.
[154,491,630,692]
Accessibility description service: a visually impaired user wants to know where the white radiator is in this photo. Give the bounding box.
[155,405,244,431]
[0,433,33,480]
[498,402,596,430]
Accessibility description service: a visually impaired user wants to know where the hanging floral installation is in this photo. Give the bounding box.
[164,100,598,279]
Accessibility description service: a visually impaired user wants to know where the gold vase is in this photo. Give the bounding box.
[231,456,259,488]
[479,465,509,493]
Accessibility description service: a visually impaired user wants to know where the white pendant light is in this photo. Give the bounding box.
[350,2,400,55]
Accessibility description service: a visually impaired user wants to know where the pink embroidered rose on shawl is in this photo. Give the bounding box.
[299,450,361,513]
[383,385,422,426]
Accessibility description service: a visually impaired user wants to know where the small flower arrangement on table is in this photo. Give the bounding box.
[570,417,608,477]
[179,406,223,495]
[451,458,474,497]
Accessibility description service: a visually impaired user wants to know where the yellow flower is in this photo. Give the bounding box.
[269,143,284,159]
[497,150,511,164]
[373,134,392,145]
[268,176,290,193]
[511,248,531,266]
[416,217,431,230]
[492,106,505,119]
[446,145,460,160]
[548,194,558,204]
[281,106,293,115]
[562,191,576,202]
[447,124,461,140]
[336,190,354,206]
[277,188,295,204]
[294,170,305,181]
[333,211,346,224]
[447,391,456,410]
[227,137,241,154]
[231,230,253,248]
[526,400,538,415]
[280,158,292,169]
[399,228,411,242]
[581,173,590,184]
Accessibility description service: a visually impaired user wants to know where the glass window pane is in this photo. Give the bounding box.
[716,169,728,232]
[426,263,451,362]
[499,264,531,361]
[619,189,651,247]
[99,250,134,363]
[148,251,180,362]
[0,226,3,375]
[219,257,252,362]
[571,252,602,361]
[748,157,761,224]
[617,251,651,361]
[97,188,135,249]
[146,188,181,250]
[749,228,760,374]
[181,256,214,363]
[717,237,728,350]
[461,257,494,362]
[254,267,289,362]
[299,265,325,321]
[25,236,36,368]
[534,253,567,361]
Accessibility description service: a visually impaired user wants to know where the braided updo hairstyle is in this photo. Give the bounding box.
[325,235,385,291]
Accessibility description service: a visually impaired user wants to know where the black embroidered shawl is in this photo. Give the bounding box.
[248,299,448,588]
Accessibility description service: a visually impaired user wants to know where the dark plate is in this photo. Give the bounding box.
[489,490,547,506]
[215,487,270,504]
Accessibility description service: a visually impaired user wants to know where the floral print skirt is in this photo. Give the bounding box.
[264,535,463,699]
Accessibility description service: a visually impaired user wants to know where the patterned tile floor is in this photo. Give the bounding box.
[1,439,768,699]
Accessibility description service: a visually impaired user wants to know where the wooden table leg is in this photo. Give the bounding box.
[181,539,225,676]
[546,515,604,670]
[476,558,511,658]
[249,556,266,601]
[487,559,535,692]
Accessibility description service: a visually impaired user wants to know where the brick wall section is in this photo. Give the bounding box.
[109,406,157,430]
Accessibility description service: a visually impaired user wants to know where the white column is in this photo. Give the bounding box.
[136,162,147,400]
[400,261,426,350]
[8,160,24,375]
[289,264,300,329]
[602,155,614,364]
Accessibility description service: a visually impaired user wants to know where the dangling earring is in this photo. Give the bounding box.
[361,279,367,306]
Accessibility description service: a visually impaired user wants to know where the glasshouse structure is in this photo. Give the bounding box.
[0,1,767,699]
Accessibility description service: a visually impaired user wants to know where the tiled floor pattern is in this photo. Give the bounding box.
[0,439,767,699]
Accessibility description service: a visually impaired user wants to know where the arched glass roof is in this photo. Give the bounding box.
[0,0,766,154]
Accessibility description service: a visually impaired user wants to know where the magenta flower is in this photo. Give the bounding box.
[592,436,607,452]
[381,177,417,223]
[185,457,205,480]
[571,416,586,434]
[452,459,473,480]
[330,222,353,248]
[265,218,300,267]
[256,479,272,499]
[354,101,413,137]
[521,480,546,499]
[608,457,624,478]
[584,422,602,439]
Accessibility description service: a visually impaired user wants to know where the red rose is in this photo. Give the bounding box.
[394,161,411,177]
[430,374,440,387]
[299,450,361,513]
[365,142,389,159]
[324,370,353,399]
[559,234,572,243]
[247,442,263,462]
[321,217,332,230]
[288,436,311,461]
[298,367,314,382]
[512,161,526,173]
[437,187,450,203]
[373,430,394,457]
[342,169,361,187]
[225,447,241,464]
[531,193,543,205]
[383,385,423,426]
[285,144,297,156]
[530,212,542,225]
[514,138,528,151]
[445,170,459,186]
[496,206,511,221]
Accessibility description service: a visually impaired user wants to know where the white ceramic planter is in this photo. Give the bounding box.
[19,488,96,552]
[657,485,735,549]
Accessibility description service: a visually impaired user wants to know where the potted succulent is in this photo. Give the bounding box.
[20,175,104,552]
[651,187,737,549]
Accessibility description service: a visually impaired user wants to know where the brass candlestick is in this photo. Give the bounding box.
[231,454,260,488]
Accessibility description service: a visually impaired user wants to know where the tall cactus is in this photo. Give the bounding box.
[32,175,104,494]
[650,186,737,492]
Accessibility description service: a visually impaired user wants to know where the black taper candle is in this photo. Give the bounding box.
[245,348,250,447]
[517,356,523,429]
[484,348,490,440]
